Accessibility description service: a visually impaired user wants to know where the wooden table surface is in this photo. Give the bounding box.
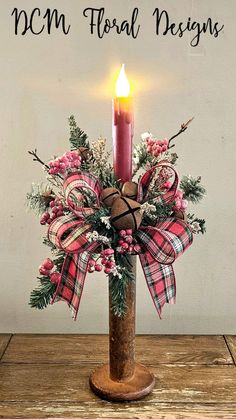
[0,334,236,418]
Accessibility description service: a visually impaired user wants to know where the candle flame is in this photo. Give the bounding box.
[116,64,130,97]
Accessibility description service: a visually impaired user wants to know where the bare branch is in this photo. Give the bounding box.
[28,149,50,170]
[168,117,194,148]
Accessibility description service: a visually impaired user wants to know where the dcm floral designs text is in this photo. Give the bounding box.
[11,6,224,47]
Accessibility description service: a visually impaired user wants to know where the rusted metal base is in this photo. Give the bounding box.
[89,363,155,401]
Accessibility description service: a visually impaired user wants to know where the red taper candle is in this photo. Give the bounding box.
[113,65,133,183]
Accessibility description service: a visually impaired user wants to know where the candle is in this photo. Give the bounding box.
[113,64,133,183]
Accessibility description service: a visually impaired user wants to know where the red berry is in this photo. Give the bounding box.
[46,218,52,224]
[126,229,133,235]
[122,242,129,249]
[104,267,112,274]
[52,206,58,213]
[40,217,46,225]
[56,211,64,217]
[50,201,55,208]
[42,258,54,271]
[50,272,61,284]
[119,230,126,237]
[163,181,172,190]
[88,259,96,266]
[88,266,95,273]
[176,190,183,199]
[44,212,50,220]
[181,199,188,210]
[106,260,115,269]
[128,245,134,253]
[174,198,182,210]
[134,244,141,253]
[125,236,133,244]
[101,258,107,266]
[95,264,103,272]
[104,248,114,256]
[39,266,50,276]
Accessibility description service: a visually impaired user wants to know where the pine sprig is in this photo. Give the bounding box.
[86,206,111,231]
[133,142,149,177]
[68,115,89,150]
[187,214,206,234]
[141,201,173,226]
[29,277,56,310]
[180,175,206,204]
[98,165,120,189]
[26,183,53,215]
[109,253,135,318]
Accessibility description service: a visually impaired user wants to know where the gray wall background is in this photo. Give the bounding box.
[0,0,235,333]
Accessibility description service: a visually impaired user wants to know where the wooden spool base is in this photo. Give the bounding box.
[89,363,155,401]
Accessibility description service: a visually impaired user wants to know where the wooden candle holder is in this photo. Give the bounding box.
[89,256,155,401]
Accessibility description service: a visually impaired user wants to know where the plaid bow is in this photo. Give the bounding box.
[136,162,193,317]
[48,172,102,319]
[48,164,193,319]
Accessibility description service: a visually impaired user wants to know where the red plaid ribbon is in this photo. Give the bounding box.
[48,165,193,319]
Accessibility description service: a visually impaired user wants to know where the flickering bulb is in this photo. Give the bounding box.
[116,64,130,97]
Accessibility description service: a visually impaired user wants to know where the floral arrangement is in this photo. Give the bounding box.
[27,116,206,319]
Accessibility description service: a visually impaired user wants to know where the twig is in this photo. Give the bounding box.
[168,117,194,149]
[28,149,50,170]
[28,149,64,180]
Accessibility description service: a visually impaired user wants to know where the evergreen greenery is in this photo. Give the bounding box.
[98,165,120,189]
[109,252,135,317]
[26,183,53,215]
[68,115,89,150]
[29,276,56,310]
[27,116,206,318]
[187,213,206,234]
[141,201,173,227]
[180,175,206,204]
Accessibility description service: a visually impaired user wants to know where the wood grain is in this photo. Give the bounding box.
[1,402,236,418]
[225,336,236,364]
[2,334,232,365]
[0,334,236,418]
[0,363,235,403]
[0,334,11,360]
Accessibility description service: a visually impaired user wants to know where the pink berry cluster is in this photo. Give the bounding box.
[146,138,169,157]
[117,230,141,254]
[39,258,61,285]
[173,190,188,211]
[88,248,116,275]
[48,151,81,175]
[40,198,64,225]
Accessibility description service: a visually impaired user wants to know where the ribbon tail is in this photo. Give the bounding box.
[139,251,176,319]
[52,251,90,320]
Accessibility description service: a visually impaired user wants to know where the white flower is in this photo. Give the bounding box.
[99,235,110,244]
[141,132,152,141]
[86,231,100,242]
[112,265,122,279]
[191,221,201,234]
[86,231,111,244]
[133,155,140,165]
[140,202,156,215]
[101,216,111,229]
